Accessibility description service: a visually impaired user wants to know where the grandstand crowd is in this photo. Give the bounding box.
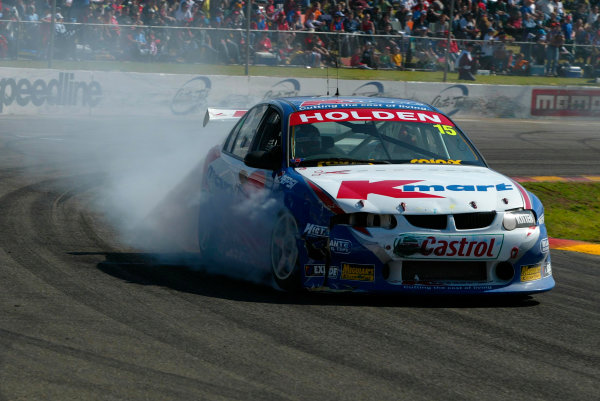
[1,0,599,77]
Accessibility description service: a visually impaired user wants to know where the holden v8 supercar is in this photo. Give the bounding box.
[199,97,554,294]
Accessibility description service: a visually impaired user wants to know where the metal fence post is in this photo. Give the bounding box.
[48,0,57,68]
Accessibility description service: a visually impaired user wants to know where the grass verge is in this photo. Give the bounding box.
[522,182,600,243]
[2,59,598,86]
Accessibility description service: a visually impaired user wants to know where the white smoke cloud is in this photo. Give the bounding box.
[14,111,284,288]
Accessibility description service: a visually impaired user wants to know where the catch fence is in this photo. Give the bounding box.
[1,19,598,78]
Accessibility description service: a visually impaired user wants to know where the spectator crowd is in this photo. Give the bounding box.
[1,0,599,77]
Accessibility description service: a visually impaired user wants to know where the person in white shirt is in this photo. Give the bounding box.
[536,0,554,20]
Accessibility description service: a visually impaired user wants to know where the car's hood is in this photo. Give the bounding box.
[296,165,526,214]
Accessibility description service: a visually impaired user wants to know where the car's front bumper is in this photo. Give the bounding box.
[300,224,555,295]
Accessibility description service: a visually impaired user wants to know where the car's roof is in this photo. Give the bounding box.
[273,96,435,112]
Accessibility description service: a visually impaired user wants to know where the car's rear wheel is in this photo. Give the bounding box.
[271,210,301,291]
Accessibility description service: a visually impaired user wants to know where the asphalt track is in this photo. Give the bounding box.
[0,115,598,401]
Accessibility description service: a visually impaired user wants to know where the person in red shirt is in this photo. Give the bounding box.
[256,32,273,52]
[265,0,276,19]
[276,12,290,30]
[350,46,372,69]
[361,13,375,34]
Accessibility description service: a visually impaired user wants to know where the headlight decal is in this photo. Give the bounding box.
[306,180,345,215]
[510,179,532,209]
[503,210,537,231]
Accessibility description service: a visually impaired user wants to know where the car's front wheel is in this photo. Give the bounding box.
[270,210,301,291]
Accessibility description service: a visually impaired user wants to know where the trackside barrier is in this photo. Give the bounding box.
[0,67,599,118]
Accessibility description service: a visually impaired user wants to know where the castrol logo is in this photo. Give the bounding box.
[394,234,504,259]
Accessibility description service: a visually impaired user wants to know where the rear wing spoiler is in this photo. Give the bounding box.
[203,108,248,127]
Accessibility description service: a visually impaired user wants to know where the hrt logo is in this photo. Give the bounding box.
[304,223,329,237]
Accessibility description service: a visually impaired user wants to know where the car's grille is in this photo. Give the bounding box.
[404,215,447,229]
[453,212,497,229]
[402,261,487,281]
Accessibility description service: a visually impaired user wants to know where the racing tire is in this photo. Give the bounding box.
[270,210,302,291]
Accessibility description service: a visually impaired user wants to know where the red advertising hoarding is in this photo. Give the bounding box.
[531,89,600,117]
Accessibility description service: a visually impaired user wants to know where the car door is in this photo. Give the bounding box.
[209,104,284,265]
[220,104,283,197]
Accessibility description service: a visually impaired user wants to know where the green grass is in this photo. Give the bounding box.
[2,59,598,86]
[522,182,600,243]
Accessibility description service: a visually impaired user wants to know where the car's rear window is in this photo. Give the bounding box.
[288,108,485,167]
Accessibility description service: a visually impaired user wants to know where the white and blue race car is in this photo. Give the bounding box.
[199,96,554,294]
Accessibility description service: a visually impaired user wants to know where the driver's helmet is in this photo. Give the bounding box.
[294,124,321,157]
[396,124,415,143]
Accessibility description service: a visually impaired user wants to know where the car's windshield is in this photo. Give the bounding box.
[289,109,485,167]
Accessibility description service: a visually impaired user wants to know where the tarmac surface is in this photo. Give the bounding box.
[0,115,598,400]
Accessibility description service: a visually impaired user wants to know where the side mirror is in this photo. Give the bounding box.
[244,150,280,170]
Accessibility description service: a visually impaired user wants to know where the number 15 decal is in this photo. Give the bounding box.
[433,124,457,135]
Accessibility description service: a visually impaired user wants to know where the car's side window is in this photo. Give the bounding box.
[252,108,282,153]
[223,114,248,153]
[230,105,268,159]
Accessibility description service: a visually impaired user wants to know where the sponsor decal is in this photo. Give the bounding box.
[431,84,469,116]
[515,213,536,226]
[239,170,266,190]
[341,263,375,281]
[338,180,444,200]
[300,99,366,107]
[211,109,246,118]
[394,234,504,259]
[171,76,211,115]
[279,175,298,189]
[299,97,430,111]
[304,264,339,278]
[0,72,102,113]
[521,264,542,282]
[289,109,453,126]
[263,78,300,99]
[543,260,552,277]
[329,239,352,254]
[304,223,329,237]
[311,170,351,176]
[540,237,549,253]
[398,284,496,290]
[336,180,513,200]
[431,84,519,118]
[410,159,462,164]
[316,161,369,166]
[538,213,545,225]
[531,89,600,117]
[351,81,384,97]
